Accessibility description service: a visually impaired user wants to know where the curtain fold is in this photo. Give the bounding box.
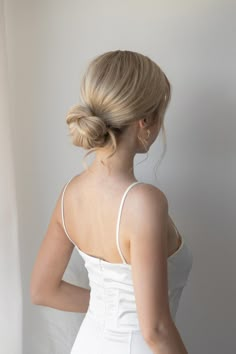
[0,1,23,353]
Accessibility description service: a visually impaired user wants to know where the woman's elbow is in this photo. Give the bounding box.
[30,290,42,304]
[30,283,44,304]
[142,319,174,346]
[30,282,49,305]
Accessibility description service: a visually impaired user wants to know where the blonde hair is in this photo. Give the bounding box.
[66,50,171,169]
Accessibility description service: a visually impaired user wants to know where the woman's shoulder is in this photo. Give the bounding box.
[133,182,168,207]
[124,182,169,237]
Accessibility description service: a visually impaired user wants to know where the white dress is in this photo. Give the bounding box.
[61,179,193,354]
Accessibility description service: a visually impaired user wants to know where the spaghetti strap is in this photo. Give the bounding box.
[116,181,143,264]
[61,176,76,247]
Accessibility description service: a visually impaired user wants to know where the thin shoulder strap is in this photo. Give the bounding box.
[116,181,143,264]
[61,176,76,247]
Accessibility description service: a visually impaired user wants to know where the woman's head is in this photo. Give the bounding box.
[66,50,171,166]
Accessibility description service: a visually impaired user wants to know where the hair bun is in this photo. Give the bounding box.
[66,104,109,149]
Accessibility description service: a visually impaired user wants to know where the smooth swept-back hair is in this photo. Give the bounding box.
[66,50,171,168]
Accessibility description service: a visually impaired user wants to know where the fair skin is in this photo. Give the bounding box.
[30,117,188,353]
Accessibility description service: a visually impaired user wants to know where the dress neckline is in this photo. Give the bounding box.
[76,233,185,267]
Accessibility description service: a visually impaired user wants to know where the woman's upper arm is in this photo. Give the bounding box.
[129,185,172,338]
[30,186,74,301]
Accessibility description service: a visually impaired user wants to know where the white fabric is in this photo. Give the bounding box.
[0,1,22,352]
[61,179,193,353]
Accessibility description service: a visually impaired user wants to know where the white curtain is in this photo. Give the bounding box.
[0,1,22,353]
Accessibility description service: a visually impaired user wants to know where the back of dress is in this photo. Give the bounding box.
[61,178,193,354]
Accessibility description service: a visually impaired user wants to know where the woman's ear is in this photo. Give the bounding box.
[138,117,147,129]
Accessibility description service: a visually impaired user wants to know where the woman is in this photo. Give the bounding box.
[30,50,193,353]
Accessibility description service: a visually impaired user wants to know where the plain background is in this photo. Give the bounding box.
[4,0,236,353]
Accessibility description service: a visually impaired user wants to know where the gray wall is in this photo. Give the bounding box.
[5,0,236,353]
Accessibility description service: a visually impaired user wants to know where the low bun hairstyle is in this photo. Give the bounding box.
[65,50,171,168]
[66,104,110,150]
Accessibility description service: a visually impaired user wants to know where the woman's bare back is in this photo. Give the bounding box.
[61,172,182,264]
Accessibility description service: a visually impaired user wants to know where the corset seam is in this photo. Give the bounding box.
[129,331,133,354]
[115,288,120,329]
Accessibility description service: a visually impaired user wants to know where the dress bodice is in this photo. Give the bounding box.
[76,234,193,331]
